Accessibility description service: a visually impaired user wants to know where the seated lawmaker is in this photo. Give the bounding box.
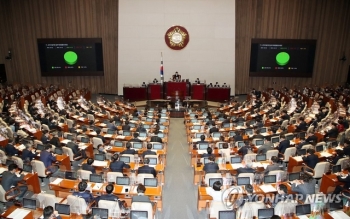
[97,183,119,203]
[109,154,130,173]
[264,156,282,174]
[290,172,315,202]
[5,140,19,156]
[82,158,96,174]
[1,164,28,200]
[295,117,307,132]
[43,206,62,219]
[202,147,214,158]
[302,149,319,169]
[172,72,181,81]
[21,144,36,162]
[72,181,95,203]
[120,142,136,155]
[236,161,255,175]
[138,158,157,177]
[132,184,152,204]
[203,155,219,174]
[142,143,157,158]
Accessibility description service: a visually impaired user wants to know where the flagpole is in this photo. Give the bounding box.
[160,52,164,84]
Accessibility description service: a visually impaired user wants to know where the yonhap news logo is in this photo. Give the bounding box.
[221,188,343,209]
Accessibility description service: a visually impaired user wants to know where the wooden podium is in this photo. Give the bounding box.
[148,83,163,100]
[164,82,189,100]
[191,84,206,100]
[123,86,147,101]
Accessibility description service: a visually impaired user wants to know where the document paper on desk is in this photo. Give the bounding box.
[231,164,244,169]
[92,160,108,167]
[61,139,71,144]
[0,167,8,174]
[329,210,350,219]
[117,136,125,139]
[93,183,103,190]
[320,152,332,157]
[259,184,277,193]
[104,134,113,138]
[297,216,309,219]
[293,156,303,162]
[7,208,31,219]
[51,178,63,185]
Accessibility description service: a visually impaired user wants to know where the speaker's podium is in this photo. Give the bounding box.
[164,82,189,118]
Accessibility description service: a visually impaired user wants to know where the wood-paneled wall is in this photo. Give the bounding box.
[0,0,118,94]
[0,0,349,94]
[235,0,350,94]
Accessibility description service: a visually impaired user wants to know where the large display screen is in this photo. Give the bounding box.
[38,38,104,76]
[249,39,316,77]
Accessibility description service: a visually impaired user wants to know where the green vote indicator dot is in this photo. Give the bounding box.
[64,51,78,65]
[276,52,290,66]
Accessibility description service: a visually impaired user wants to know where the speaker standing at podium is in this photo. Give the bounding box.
[172,72,181,82]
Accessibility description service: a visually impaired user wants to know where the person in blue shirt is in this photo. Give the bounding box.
[21,144,36,162]
[40,144,57,172]
[72,181,95,203]
[109,154,130,173]
[97,183,119,204]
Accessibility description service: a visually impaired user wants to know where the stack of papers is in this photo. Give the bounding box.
[7,209,31,219]
[138,137,147,141]
[191,130,199,133]
[259,184,277,193]
[192,138,200,142]
[51,178,63,185]
[252,162,264,168]
[0,167,8,174]
[117,135,125,139]
[329,211,350,219]
[319,152,332,157]
[92,160,108,167]
[17,144,26,150]
[231,164,244,169]
[61,139,71,144]
[104,134,113,138]
[212,137,219,141]
[89,131,97,135]
[293,156,303,162]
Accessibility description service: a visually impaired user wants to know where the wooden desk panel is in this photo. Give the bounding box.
[319,173,344,194]
[56,155,71,171]
[24,172,41,194]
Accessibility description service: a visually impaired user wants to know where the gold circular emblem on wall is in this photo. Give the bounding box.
[165,26,189,50]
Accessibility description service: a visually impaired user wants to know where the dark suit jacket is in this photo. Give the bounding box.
[257,143,274,154]
[122,125,131,131]
[120,148,136,155]
[66,142,79,154]
[49,137,60,148]
[109,161,130,172]
[142,150,157,158]
[128,138,142,143]
[201,153,213,158]
[21,149,36,161]
[234,135,243,141]
[40,150,56,168]
[41,135,49,144]
[206,120,216,126]
[305,135,317,144]
[82,163,96,174]
[5,144,19,156]
[302,154,319,169]
[296,122,307,131]
[337,174,350,189]
[264,163,282,174]
[343,146,350,156]
[1,171,25,192]
[72,191,95,203]
[291,180,316,201]
[326,128,338,138]
[209,127,219,134]
[236,167,255,175]
[138,165,157,177]
[238,146,250,157]
[203,162,219,173]
[277,140,290,154]
[150,136,162,143]
[97,194,118,204]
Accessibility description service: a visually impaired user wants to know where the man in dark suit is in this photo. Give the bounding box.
[295,117,307,132]
[132,184,152,204]
[280,110,290,121]
[1,164,28,199]
[40,144,57,169]
[302,149,319,169]
[343,140,350,156]
[82,158,96,174]
[122,121,131,131]
[202,147,214,158]
[5,141,19,156]
[138,158,157,177]
[106,119,117,131]
[21,144,36,162]
[206,118,216,126]
[305,132,318,144]
[330,150,344,165]
[43,206,62,219]
[209,125,219,134]
[97,184,119,204]
[291,172,315,202]
[66,140,80,155]
[109,154,130,173]
[41,130,50,144]
[120,142,136,155]
[236,161,255,175]
[95,129,106,144]
[253,129,264,139]
[72,181,95,203]
[203,156,219,174]
[276,135,290,154]
[264,156,282,174]
[197,135,208,144]
[257,137,274,154]
[234,132,243,142]
[150,133,162,143]
[325,123,339,139]
[238,142,250,157]
[142,143,157,158]
[129,133,142,142]
[136,124,147,133]
[333,167,350,195]
[49,132,60,148]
